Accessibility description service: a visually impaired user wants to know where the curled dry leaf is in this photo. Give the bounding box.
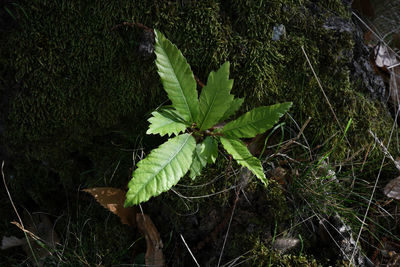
[83,187,136,227]
[384,176,400,200]
[136,214,165,267]
[374,44,397,68]
[371,43,400,106]
[84,188,164,265]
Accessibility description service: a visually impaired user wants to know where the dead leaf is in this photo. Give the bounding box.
[384,176,400,200]
[374,44,398,68]
[273,237,300,254]
[83,187,136,227]
[1,236,26,250]
[136,214,165,267]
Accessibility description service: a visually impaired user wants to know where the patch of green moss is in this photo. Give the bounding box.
[254,241,320,266]
[224,0,394,166]
[236,236,320,267]
[1,0,398,265]
[2,0,395,194]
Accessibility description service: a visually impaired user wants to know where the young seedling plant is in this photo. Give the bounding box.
[124,29,292,207]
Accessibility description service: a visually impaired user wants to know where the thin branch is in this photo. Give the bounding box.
[2,161,39,265]
[301,46,352,148]
[180,234,200,267]
[351,107,400,263]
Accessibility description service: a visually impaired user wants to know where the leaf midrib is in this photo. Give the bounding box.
[162,44,193,122]
[151,115,184,131]
[223,138,252,161]
[199,84,219,130]
[224,114,272,134]
[134,134,192,197]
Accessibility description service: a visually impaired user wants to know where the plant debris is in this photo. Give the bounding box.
[83,187,137,227]
[136,213,165,267]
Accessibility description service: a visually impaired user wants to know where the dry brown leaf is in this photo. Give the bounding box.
[83,187,136,227]
[136,214,165,267]
[384,176,400,200]
[369,43,400,106]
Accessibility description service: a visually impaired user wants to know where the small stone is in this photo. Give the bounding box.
[272,24,286,41]
[272,237,300,254]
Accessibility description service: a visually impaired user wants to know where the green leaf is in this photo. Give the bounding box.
[154,29,199,123]
[220,137,267,186]
[203,136,218,164]
[221,102,292,138]
[197,62,234,130]
[125,134,196,206]
[189,144,207,180]
[219,97,244,122]
[189,137,218,179]
[146,109,187,137]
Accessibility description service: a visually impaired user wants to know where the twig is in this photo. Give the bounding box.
[217,186,240,267]
[194,75,205,88]
[218,168,252,267]
[10,221,41,242]
[171,186,237,199]
[277,116,312,154]
[193,171,247,254]
[301,46,351,148]
[368,130,400,171]
[2,162,24,229]
[388,62,400,69]
[351,107,400,263]
[361,142,374,172]
[180,234,200,267]
[352,12,399,59]
[2,161,39,265]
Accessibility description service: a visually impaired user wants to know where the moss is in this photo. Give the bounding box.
[1,0,398,263]
[249,238,320,266]
[225,0,395,165]
[2,0,395,190]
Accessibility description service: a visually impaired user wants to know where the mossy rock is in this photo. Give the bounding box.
[1,0,397,265]
[1,0,394,189]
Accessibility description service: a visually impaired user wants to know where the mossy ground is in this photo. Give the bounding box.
[1,0,399,265]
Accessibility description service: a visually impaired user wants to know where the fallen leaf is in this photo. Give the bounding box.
[83,187,136,227]
[1,236,26,250]
[272,237,300,254]
[374,43,398,68]
[384,176,400,200]
[136,213,165,267]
